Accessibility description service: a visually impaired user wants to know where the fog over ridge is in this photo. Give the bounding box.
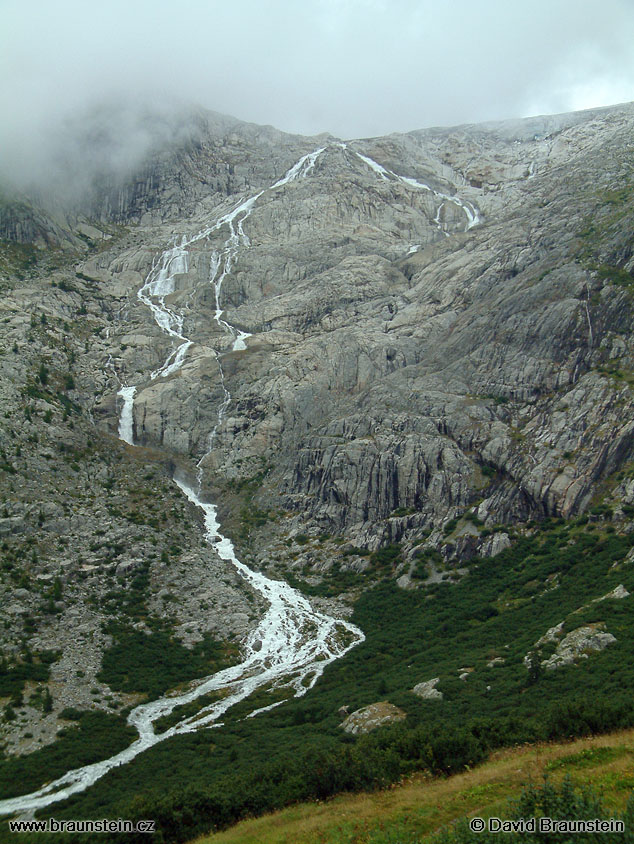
[2,0,634,202]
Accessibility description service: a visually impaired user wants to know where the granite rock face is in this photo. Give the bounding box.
[78,101,634,562]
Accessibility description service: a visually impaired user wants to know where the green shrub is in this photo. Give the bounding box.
[370,544,402,568]
[444,518,459,536]
[0,655,52,697]
[432,776,632,844]
[98,624,235,700]
[0,711,136,799]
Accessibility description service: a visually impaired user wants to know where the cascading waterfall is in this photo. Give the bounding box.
[342,143,480,251]
[0,146,364,819]
[116,386,136,445]
[0,142,480,817]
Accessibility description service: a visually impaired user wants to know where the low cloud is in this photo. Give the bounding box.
[1,94,201,206]
[1,0,633,198]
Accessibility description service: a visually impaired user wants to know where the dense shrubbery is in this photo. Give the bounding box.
[0,650,58,697]
[370,543,403,569]
[28,698,634,843]
[99,624,234,700]
[0,711,136,800]
[285,564,366,596]
[66,721,490,843]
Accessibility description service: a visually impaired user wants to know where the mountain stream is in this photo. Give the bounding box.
[0,144,479,816]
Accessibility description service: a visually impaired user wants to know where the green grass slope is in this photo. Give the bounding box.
[196,728,634,844]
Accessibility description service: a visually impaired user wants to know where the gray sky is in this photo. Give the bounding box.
[2,0,634,190]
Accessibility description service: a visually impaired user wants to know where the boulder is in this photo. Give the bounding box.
[339,701,406,735]
[412,677,443,700]
[542,624,616,671]
[597,584,630,601]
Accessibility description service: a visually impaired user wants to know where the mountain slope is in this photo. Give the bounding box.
[0,101,634,835]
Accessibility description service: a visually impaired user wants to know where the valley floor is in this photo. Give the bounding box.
[196,728,634,844]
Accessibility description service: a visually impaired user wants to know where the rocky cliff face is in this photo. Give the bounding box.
[86,102,634,549]
[1,101,634,750]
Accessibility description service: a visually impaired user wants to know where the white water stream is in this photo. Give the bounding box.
[345,143,480,251]
[0,470,363,815]
[116,386,136,444]
[0,146,364,818]
[0,142,479,816]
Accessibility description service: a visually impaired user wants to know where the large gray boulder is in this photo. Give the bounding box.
[339,701,406,734]
[542,625,616,671]
[412,677,443,700]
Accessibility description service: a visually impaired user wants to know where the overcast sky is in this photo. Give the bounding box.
[2,0,634,189]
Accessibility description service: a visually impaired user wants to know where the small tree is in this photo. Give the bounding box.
[52,577,63,601]
[526,650,542,685]
[43,687,53,713]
